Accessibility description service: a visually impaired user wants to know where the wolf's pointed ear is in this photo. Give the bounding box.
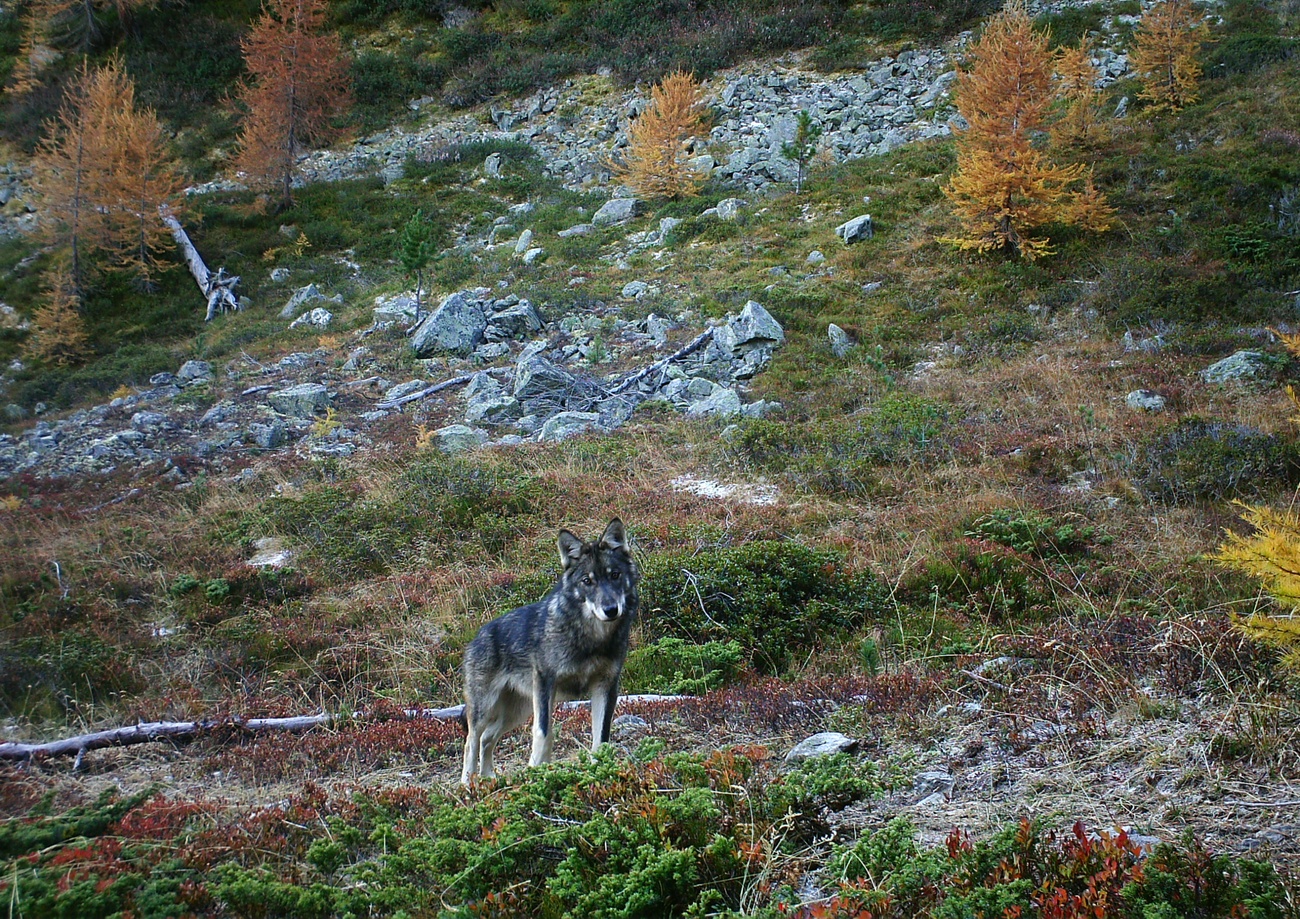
[599,518,627,552]
[558,530,584,569]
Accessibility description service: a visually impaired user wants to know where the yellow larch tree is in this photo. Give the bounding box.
[617,70,710,200]
[26,263,91,366]
[1129,0,1208,111]
[1215,331,1300,674]
[1051,36,1108,149]
[942,0,1115,260]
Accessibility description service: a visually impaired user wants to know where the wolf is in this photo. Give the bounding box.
[460,518,638,784]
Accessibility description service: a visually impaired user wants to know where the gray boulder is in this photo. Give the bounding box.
[176,360,213,387]
[247,421,287,449]
[373,293,420,325]
[592,197,642,226]
[836,214,874,243]
[436,424,488,453]
[521,247,545,265]
[1126,389,1167,412]
[514,355,577,411]
[485,300,543,342]
[913,770,955,799]
[1201,350,1272,384]
[558,223,594,238]
[411,291,487,356]
[385,380,428,402]
[715,300,785,357]
[622,280,650,299]
[288,307,332,329]
[466,394,522,425]
[514,228,534,255]
[539,411,602,441]
[686,387,743,418]
[267,383,329,418]
[785,732,859,763]
[828,323,855,358]
[716,197,745,221]
[280,283,323,319]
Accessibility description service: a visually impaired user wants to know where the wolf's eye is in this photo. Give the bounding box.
[609,572,621,581]
[582,575,594,586]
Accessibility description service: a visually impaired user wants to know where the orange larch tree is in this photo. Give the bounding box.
[34,57,183,287]
[103,79,187,282]
[1051,36,1108,149]
[33,60,115,289]
[26,263,91,367]
[1129,0,1208,111]
[617,70,710,200]
[234,0,351,209]
[942,0,1114,260]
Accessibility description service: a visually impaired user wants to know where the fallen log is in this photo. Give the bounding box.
[610,328,714,395]
[160,205,241,321]
[375,373,475,410]
[0,694,694,763]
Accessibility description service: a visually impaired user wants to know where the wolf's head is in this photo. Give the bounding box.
[557,519,639,624]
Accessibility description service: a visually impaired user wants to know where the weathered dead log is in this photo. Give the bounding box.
[160,206,241,321]
[610,328,714,395]
[0,695,694,763]
[375,373,474,410]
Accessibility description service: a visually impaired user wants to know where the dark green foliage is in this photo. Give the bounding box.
[0,788,155,859]
[964,508,1110,559]
[780,110,823,194]
[769,754,889,820]
[639,540,888,673]
[1133,418,1300,504]
[350,46,448,131]
[621,637,744,694]
[859,0,1001,41]
[1205,0,1297,77]
[1035,5,1105,48]
[398,208,434,309]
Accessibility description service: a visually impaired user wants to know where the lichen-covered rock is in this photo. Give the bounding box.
[539,411,603,441]
[785,732,859,763]
[1201,350,1272,384]
[176,360,213,387]
[436,424,488,453]
[411,291,487,356]
[592,197,642,226]
[267,383,329,418]
[836,214,873,243]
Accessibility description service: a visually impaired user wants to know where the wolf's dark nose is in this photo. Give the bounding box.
[603,605,621,619]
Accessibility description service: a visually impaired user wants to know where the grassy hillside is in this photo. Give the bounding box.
[1,0,1300,915]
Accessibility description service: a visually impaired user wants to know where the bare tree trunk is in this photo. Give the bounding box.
[0,695,694,764]
[159,206,240,321]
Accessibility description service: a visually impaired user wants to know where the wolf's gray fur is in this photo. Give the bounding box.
[460,519,639,784]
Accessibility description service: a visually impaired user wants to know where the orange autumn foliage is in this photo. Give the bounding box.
[1051,37,1108,149]
[235,0,351,209]
[27,263,91,367]
[617,70,710,200]
[942,1,1114,260]
[1129,0,1208,111]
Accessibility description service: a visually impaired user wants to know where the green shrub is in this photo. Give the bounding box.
[639,540,887,674]
[621,637,744,694]
[1133,418,1300,504]
[963,508,1110,559]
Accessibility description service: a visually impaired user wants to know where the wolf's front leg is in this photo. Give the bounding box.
[530,673,556,766]
[589,680,619,749]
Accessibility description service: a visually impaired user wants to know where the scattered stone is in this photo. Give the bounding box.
[558,223,594,237]
[686,387,743,418]
[1126,389,1167,412]
[828,323,855,358]
[176,360,213,387]
[521,247,545,265]
[373,293,421,325]
[279,283,323,319]
[805,250,826,266]
[836,214,873,243]
[514,355,577,412]
[269,267,290,283]
[288,307,333,329]
[1201,349,1272,384]
[130,411,168,430]
[247,421,288,449]
[484,152,503,177]
[410,291,487,356]
[715,197,745,221]
[150,372,176,386]
[591,197,642,226]
[267,383,329,418]
[539,411,602,441]
[435,424,488,453]
[612,714,648,735]
[248,536,292,568]
[200,402,237,426]
[622,280,650,299]
[913,771,955,799]
[514,228,534,255]
[785,732,859,763]
[1122,330,1165,352]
